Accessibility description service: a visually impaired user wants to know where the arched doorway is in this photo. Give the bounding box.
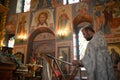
[27,27,55,63]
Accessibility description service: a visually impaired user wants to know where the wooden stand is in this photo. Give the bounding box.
[0,62,16,80]
[43,53,84,80]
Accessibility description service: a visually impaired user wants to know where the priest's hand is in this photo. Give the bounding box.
[72,60,82,66]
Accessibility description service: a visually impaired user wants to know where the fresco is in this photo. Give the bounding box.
[94,0,120,43]
[73,2,93,28]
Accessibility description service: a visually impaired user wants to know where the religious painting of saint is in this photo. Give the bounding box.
[15,12,30,44]
[56,5,72,40]
[17,15,26,36]
[57,13,71,31]
[30,9,54,32]
[30,0,39,11]
[37,12,49,27]
[108,43,120,65]
[58,46,70,74]
[30,0,53,10]
[51,0,63,7]
[6,14,18,34]
[39,0,52,8]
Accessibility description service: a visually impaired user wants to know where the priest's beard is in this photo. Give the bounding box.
[86,36,92,41]
[85,33,92,41]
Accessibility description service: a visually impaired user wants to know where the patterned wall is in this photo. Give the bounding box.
[7,0,120,64]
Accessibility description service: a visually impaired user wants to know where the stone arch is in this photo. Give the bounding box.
[27,27,55,63]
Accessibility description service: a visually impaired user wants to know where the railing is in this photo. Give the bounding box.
[43,53,84,80]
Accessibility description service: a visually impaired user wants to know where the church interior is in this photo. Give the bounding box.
[0,0,120,80]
